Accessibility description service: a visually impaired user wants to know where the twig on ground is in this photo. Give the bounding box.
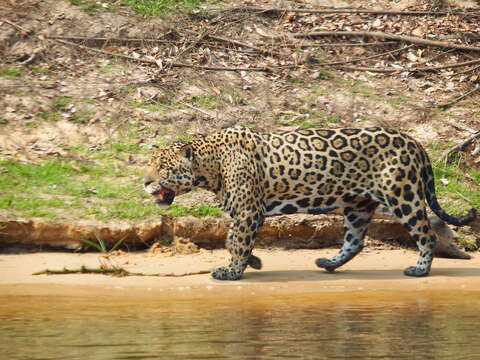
[47,35,176,45]
[51,38,271,72]
[177,31,209,58]
[180,102,217,119]
[439,130,480,164]
[280,41,399,48]
[293,31,480,52]
[436,84,480,110]
[232,6,480,16]
[445,120,479,134]
[414,58,480,72]
[415,48,456,65]
[33,266,211,277]
[315,44,412,67]
[207,34,283,57]
[451,64,480,77]
[335,65,399,73]
[2,19,31,34]
[337,58,480,74]
[453,191,476,206]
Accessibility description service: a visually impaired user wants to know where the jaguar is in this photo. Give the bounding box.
[144,126,476,280]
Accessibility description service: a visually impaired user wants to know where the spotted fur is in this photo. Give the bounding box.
[144,126,476,280]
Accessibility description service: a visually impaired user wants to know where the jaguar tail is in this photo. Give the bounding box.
[423,161,477,226]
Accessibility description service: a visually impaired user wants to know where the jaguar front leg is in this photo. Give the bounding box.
[211,211,263,280]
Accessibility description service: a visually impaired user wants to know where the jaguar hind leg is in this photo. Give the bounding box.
[316,200,378,273]
[397,208,436,277]
[247,254,262,270]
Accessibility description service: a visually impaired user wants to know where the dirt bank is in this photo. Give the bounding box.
[1,249,480,299]
[1,212,478,258]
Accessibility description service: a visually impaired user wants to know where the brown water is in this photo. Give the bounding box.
[1,291,480,360]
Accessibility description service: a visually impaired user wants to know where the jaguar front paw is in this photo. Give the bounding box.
[211,265,244,280]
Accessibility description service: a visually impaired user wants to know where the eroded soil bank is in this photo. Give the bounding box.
[1,213,479,258]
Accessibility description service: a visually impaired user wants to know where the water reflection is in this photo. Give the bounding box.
[1,292,480,359]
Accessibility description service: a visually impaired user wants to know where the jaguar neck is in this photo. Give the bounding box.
[190,136,224,193]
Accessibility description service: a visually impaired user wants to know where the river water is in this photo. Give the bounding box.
[1,291,479,359]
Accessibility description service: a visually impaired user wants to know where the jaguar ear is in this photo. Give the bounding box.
[179,144,193,160]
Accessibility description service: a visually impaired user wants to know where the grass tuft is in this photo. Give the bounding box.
[432,162,480,216]
[163,204,221,217]
[121,0,206,16]
[0,67,21,79]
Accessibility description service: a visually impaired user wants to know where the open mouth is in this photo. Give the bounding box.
[152,186,175,206]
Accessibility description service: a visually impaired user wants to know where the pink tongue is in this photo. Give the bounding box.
[153,192,165,201]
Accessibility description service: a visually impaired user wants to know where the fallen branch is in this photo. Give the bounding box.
[445,120,479,134]
[180,101,217,118]
[337,57,480,74]
[51,38,271,72]
[281,41,398,48]
[233,6,480,16]
[293,31,480,52]
[436,85,480,110]
[208,34,282,57]
[33,266,211,277]
[47,35,176,45]
[314,44,412,67]
[439,130,480,164]
[451,64,480,77]
[166,30,209,70]
[2,19,31,35]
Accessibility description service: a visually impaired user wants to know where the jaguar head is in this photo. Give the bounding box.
[144,142,195,207]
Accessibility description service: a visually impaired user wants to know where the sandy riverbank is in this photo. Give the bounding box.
[1,249,480,299]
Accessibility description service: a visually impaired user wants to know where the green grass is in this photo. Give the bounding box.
[96,64,121,72]
[130,101,172,112]
[31,66,50,74]
[325,114,340,123]
[432,162,480,216]
[191,94,217,109]
[163,204,221,217]
[0,159,135,219]
[288,119,319,129]
[0,117,7,125]
[121,0,207,16]
[52,96,71,111]
[387,95,409,107]
[0,160,91,189]
[340,80,377,99]
[0,157,222,221]
[72,108,93,123]
[0,67,21,79]
[352,85,375,98]
[25,120,39,128]
[81,234,126,252]
[37,111,61,121]
[311,87,328,96]
[278,111,341,128]
[97,200,159,220]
